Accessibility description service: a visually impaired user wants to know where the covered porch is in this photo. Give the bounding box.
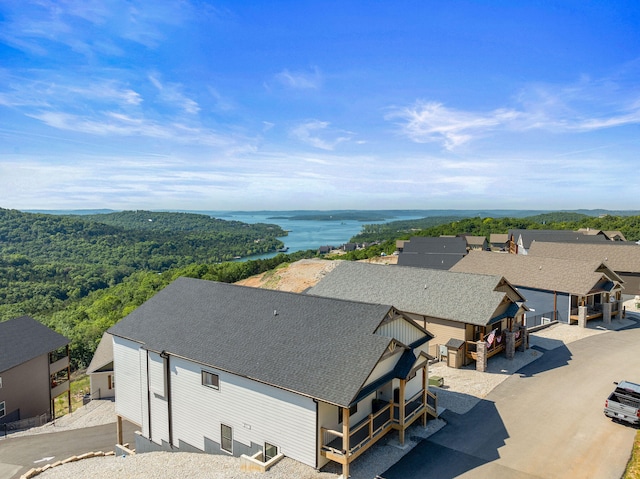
[466,329,525,362]
[461,305,528,372]
[569,289,623,326]
[319,366,438,477]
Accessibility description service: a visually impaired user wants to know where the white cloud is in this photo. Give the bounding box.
[386,101,520,150]
[290,120,352,150]
[149,74,200,114]
[389,73,640,150]
[274,67,322,89]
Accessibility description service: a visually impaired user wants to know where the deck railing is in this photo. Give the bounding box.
[321,388,438,461]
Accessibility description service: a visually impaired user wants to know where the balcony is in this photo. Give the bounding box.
[466,331,524,362]
[50,378,70,398]
[49,355,69,375]
[320,389,438,465]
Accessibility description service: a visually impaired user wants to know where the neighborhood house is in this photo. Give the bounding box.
[527,241,640,297]
[0,315,71,426]
[308,261,528,371]
[108,277,438,477]
[451,250,624,328]
[86,332,115,400]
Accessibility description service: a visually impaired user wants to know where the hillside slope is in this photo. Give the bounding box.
[235,256,398,292]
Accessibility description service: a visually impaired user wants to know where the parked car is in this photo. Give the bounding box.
[604,380,640,426]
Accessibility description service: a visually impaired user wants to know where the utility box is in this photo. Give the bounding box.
[429,376,444,387]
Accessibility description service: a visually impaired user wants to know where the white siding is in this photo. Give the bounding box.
[148,352,166,397]
[405,370,424,398]
[362,350,400,388]
[113,336,145,427]
[89,371,115,399]
[376,317,424,346]
[349,391,376,425]
[317,401,335,469]
[148,352,169,445]
[169,356,317,467]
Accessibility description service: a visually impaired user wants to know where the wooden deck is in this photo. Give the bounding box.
[320,390,438,465]
[466,333,524,361]
[569,305,620,323]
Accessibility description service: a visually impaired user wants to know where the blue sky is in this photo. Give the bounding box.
[1,1,639,211]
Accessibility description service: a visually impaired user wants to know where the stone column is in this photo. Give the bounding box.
[578,306,588,328]
[476,341,487,372]
[602,302,612,325]
[505,331,516,360]
[515,327,526,351]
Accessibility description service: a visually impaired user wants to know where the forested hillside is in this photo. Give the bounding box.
[345,212,640,259]
[45,250,316,367]
[0,208,287,321]
[4,208,640,370]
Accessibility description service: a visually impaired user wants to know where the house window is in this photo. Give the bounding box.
[473,325,484,341]
[0,401,5,418]
[0,376,2,388]
[108,375,114,390]
[221,424,233,453]
[202,371,219,390]
[264,442,278,462]
[338,403,358,424]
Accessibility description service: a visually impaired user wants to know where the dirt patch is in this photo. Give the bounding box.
[235,255,397,292]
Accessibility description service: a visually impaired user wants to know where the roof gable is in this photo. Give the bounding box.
[87,332,114,374]
[308,261,520,326]
[108,277,402,407]
[451,250,621,295]
[0,316,69,373]
[528,241,640,272]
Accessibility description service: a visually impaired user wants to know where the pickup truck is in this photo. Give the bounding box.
[604,380,640,426]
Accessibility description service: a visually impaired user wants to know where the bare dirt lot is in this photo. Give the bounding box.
[235,255,397,292]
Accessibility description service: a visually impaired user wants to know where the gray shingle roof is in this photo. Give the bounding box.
[86,332,114,374]
[509,229,608,249]
[0,316,69,373]
[450,250,621,295]
[308,261,519,326]
[108,277,395,407]
[397,252,465,270]
[403,236,468,254]
[528,241,640,273]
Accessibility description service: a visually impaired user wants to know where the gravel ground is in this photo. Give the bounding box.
[26,308,639,479]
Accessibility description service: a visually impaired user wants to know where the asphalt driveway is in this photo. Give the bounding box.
[0,420,138,479]
[382,321,640,479]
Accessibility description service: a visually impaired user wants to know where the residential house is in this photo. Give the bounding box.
[489,234,509,252]
[528,241,640,297]
[577,228,627,242]
[0,316,70,425]
[308,261,528,372]
[461,235,489,251]
[397,236,468,270]
[395,240,409,253]
[86,332,115,399]
[108,277,437,477]
[507,229,608,254]
[342,243,357,252]
[451,251,624,328]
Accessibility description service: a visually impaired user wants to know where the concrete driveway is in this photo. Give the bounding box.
[381,321,640,479]
[0,420,138,479]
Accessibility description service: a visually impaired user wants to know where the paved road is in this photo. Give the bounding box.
[382,322,640,479]
[0,420,138,479]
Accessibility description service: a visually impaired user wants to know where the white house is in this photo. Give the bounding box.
[86,332,115,399]
[108,277,437,477]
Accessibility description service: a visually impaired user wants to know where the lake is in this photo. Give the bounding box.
[204,211,426,261]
